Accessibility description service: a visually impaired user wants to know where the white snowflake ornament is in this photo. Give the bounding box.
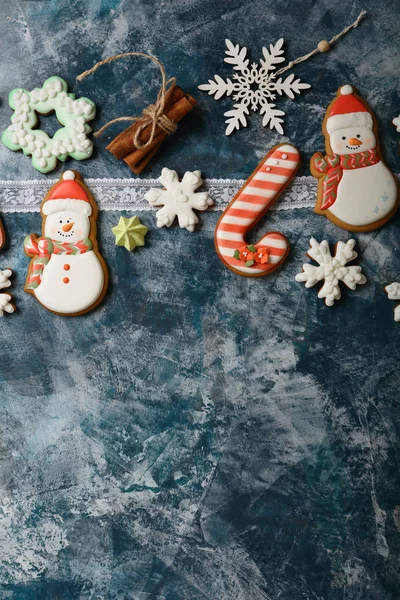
[295,238,366,306]
[144,168,213,232]
[199,38,310,135]
[392,116,400,132]
[385,282,400,321]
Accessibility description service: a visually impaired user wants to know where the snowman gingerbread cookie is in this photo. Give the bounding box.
[311,85,399,232]
[24,171,108,316]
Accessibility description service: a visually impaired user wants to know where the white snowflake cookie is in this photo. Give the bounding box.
[0,269,15,316]
[385,282,400,321]
[0,269,12,290]
[0,294,15,316]
[2,76,96,173]
[144,168,213,232]
[199,39,310,135]
[295,238,366,306]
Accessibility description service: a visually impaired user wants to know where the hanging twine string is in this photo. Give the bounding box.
[275,10,367,76]
[77,52,177,149]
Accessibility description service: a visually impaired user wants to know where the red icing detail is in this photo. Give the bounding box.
[274,151,299,161]
[63,277,69,284]
[48,179,89,202]
[329,93,367,117]
[63,264,70,271]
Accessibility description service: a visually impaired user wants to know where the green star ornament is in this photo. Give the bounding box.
[112,216,148,251]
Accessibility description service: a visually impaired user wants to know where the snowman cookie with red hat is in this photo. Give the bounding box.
[311,85,399,232]
[24,170,108,316]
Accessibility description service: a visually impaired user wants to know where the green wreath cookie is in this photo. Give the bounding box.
[1,76,96,174]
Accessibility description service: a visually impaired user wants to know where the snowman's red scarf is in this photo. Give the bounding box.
[24,235,92,290]
[312,149,380,210]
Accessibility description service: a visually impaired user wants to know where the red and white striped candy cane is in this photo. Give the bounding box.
[214,143,300,276]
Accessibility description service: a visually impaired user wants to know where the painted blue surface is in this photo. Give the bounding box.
[0,1,400,599]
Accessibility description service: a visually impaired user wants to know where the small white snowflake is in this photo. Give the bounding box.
[144,168,213,232]
[0,269,15,316]
[0,269,12,290]
[198,38,310,135]
[385,282,400,321]
[393,115,400,132]
[0,294,15,316]
[295,238,366,306]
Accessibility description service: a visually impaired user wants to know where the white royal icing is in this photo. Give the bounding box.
[0,269,12,290]
[385,282,400,322]
[34,252,104,315]
[0,294,14,316]
[328,160,397,227]
[295,238,366,306]
[2,77,96,174]
[144,168,213,232]
[0,269,14,316]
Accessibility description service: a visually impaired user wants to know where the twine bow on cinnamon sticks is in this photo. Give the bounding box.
[77,52,196,174]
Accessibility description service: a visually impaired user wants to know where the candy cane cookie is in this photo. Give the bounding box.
[214,143,300,276]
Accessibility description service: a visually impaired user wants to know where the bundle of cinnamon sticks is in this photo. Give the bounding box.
[106,84,196,174]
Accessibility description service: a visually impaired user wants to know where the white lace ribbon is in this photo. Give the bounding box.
[0,175,391,213]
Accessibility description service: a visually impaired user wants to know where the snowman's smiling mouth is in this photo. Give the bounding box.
[346,144,362,151]
[57,230,75,238]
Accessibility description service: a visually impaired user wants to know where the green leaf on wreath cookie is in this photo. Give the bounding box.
[233,249,240,259]
[245,260,255,267]
[247,245,256,252]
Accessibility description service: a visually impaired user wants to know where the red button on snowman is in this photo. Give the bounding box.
[24,170,108,316]
[311,85,399,232]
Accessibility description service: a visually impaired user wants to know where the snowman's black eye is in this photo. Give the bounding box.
[356,134,361,138]
[342,136,346,140]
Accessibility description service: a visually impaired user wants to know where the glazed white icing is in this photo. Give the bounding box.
[2,77,96,174]
[0,269,12,290]
[0,294,14,316]
[34,252,104,314]
[328,161,397,227]
[295,238,366,306]
[385,282,400,322]
[144,168,213,231]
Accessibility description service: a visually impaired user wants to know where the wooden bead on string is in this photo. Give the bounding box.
[317,40,331,53]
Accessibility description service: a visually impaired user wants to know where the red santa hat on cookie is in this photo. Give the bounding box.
[326,85,373,135]
[42,170,92,216]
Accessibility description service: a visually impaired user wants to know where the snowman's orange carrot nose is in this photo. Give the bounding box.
[348,138,362,146]
[62,222,74,232]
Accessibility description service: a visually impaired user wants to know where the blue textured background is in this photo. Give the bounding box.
[0,1,400,599]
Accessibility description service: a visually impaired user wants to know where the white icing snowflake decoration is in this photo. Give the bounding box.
[393,116,400,132]
[0,294,15,316]
[144,168,213,232]
[198,38,310,135]
[0,269,12,290]
[385,282,400,321]
[0,269,14,316]
[295,238,366,306]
